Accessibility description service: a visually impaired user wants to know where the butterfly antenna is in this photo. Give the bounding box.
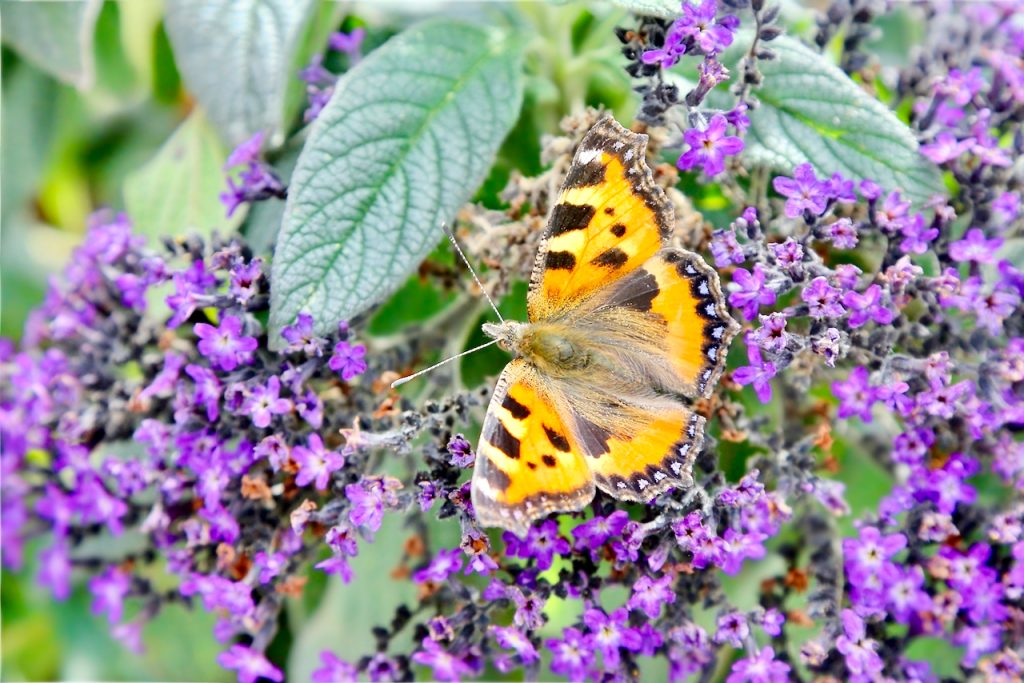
[443,223,505,323]
[390,338,500,388]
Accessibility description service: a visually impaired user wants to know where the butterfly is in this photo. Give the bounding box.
[470,116,740,537]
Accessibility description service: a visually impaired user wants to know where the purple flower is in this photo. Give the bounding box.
[843,527,906,579]
[509,587,546,631]
[546,628,593,681]
[726,646,791,683]
[802,276,845,319]
[876,191,912,233]
[769,238,803,271]
[859,179,882,201]
[760,608,785,637]
[842,285,894,328]
[447,434,474,468]
[217,645,283,683]
[572,510,629,552]
[292,433,344,490]
[411,638,476,682]
[628,573,676,619]
[773,163,828,218]
[280,313,325,356]
[37,541,72,600]
[733,337,776,403]
[584,607,643,668]
[826,172,857,203]
[346,481,384,536]
[833,367,878,422]
[711,228,745,267]
[328,27,366,61]
[185,364,222,422]
[729,264,776,321]
[714,610,749,647]
[491,626,539,664]
[329,340,367,380]
[254,551,287,584]
[836,610,884,678]
[678,0,739,54]
[413,548,464,583]
[899,214,939,254]
[224,132,264,169]
[241,376,292,429]
[750,312,789,352]
[677,114,744,177]
[825,217,859,249]
[194,315,257,372]
[507,519,570,571]
[89,566,132,623]
[920,131,975,164]
[311,651,358,683]
[229,258,263,305]
[949,228,1003,263]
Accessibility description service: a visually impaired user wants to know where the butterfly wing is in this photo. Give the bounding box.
[527,116,673,321]
[471,359,594,536]
[594,247,739,399]
[579,403,706,501]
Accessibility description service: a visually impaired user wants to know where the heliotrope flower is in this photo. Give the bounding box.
[216,645,282,683]
[311,651,358,683]
[546,628,592,681]
[240,376,292,429]
[773,163,828,218]
[329,340,367,380]
[726,645,791,683]
[677,114,744,177]
[729,264,777,321]
[733,335,776,403]
[292,433,345,490]
[194,315,258,372]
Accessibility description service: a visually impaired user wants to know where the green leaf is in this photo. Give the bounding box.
[123,110,238,242]
[0,0,102,89]
[608,0,682,18]
[269,19,525,345]
[727,34,943,204]
[163,0,317,147]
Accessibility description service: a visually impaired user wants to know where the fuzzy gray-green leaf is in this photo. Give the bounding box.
[269,20,525,345]
[732,34,943,204]
[0,0,101,89]
[164,0,316,147]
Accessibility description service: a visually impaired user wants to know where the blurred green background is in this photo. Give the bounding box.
[1,0,921,680]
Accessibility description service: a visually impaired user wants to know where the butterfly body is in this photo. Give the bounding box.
[471,116,739,536]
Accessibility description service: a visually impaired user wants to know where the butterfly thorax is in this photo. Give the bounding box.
[482,320,592,375]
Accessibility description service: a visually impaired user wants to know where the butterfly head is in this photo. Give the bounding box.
[482,320,526,355]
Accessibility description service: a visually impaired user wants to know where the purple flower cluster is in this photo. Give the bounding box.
[1,211,385,681]
[299,27,366,123]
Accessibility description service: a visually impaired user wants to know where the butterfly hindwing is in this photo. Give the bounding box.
[580,403,706,501]
[472,359,594,536]
[527,117,673,321]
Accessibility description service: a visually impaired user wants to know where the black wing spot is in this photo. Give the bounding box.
[487,419,521,460]
[546,251,576,270]
[502,393,531,420]
[564,160,606,189]
[610,224,626,237]
[604,207,616,216]
[549,203,596,237]
[527,461,538,471]
[543,425,571,452]
[542,454,557,468]
[591,247,628,269]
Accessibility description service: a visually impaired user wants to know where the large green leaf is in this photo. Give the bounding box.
[726,34,943,203]
[608,0,683,18]
[123,110,238,242]
[269,19,525,345]
[0,0,101,89]
[163,0,317,147]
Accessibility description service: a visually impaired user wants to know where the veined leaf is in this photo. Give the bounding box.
[724,33,943,204]
[123,109,238,242]
[1,0,102,89]
[164,0,316,147]
[269,19,525,345]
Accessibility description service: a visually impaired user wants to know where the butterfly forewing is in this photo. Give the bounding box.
[527,117,673,322]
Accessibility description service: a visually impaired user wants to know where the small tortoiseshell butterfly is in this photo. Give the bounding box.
[471,116,740,535]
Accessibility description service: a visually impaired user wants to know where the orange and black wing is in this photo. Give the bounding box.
[471,359,594,536]
[527,116,673,321]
